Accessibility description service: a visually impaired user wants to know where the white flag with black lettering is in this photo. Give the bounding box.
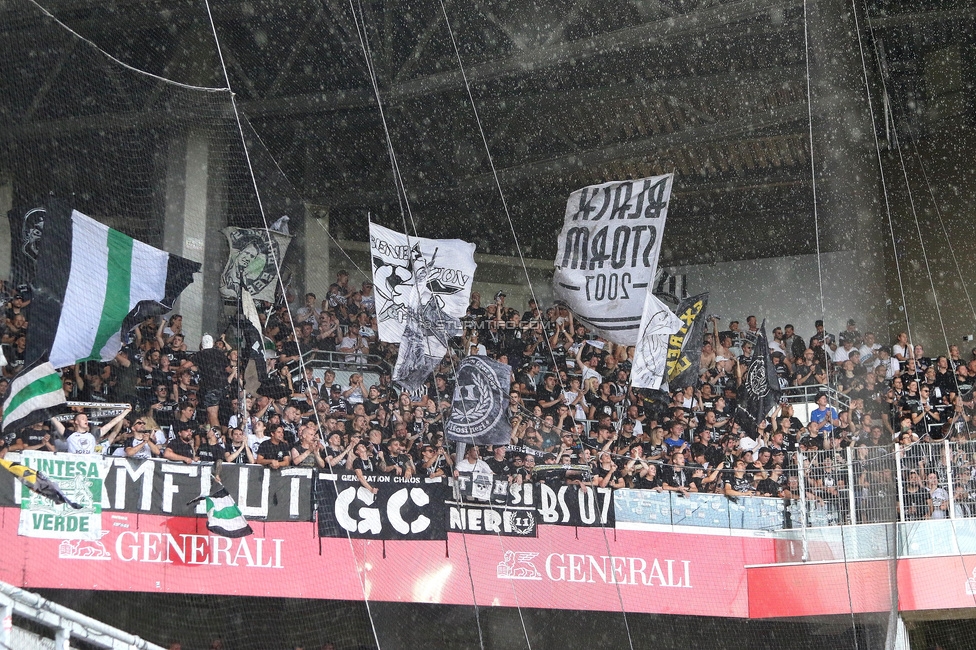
[630,293,684,390]
[552,175,673,346]
[369,223,477,391]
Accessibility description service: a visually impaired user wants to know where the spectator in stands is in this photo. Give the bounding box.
[52,409,131,455]
[256,424,292,469]
[10,420,57,453]
[920,469,949,519]
[164,423,198,464]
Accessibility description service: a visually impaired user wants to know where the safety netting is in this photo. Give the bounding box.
[1,0,975,648]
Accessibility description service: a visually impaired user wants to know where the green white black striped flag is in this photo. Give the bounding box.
[26,202,200,370]
[189,484,253,538]
[2,360,66,434]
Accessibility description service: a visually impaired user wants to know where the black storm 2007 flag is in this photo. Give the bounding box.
[444,356,512,446]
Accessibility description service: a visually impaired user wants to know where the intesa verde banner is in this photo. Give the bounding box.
[18,451,106,540]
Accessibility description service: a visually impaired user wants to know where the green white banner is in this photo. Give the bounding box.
[17,451,105,540]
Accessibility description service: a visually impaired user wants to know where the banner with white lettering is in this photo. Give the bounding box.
[447,501,538,537]
[2,457,314,522]
[455,473,614,528]
[369,222,477,391]
[552,175,673,346]
[18,452,105,540]
[316,474,451,540]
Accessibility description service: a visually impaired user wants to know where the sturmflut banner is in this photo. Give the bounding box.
[552,175,673,346]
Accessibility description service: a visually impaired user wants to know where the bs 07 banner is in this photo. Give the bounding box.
[552,175,673,346]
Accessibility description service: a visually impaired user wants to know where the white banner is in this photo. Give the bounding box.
[552,175,673,346]
[18,452,106,540]
[369,223,476,390]
[630,293,683,390]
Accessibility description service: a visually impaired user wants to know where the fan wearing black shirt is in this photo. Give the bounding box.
[256,425,292,470]
[197,427,225,464]
[485,446,515,479]
[11,421,56,452]
[535,375,563,417]
[724,460,757,496]
[164,424,198,464]
[661,449,692,495]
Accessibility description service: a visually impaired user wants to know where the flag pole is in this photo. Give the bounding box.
[237,270,246,429]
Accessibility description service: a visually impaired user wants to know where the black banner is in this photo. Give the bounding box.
[445,356,512,446]
[447,501,537,536]
[7,206,44,289]
[741,320,782,433]
[0,458,314,521]
[454,473,614,528]
[666,292,709,390]
[316,474,452,540]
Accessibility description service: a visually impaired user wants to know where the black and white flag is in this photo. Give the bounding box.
[219,227,293,304]
[742,320,781,429]
[369,223,476,392]
[665,292,709,391]
[445,356,512,446]
[7,206,45,288]
[630,292,683,390]
[552,175,673,346]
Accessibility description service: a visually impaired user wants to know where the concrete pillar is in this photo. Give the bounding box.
[163,128,227,348]
[0,176,11,281]
[805,0,887,328]
[304,208,331,303]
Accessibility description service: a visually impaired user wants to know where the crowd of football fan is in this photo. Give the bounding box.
[2,271,975,522]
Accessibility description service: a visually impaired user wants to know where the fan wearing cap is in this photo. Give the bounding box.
[164,422,198,464]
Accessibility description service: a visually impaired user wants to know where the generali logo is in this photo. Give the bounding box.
[113,531,283,568]
[497,550,691,587]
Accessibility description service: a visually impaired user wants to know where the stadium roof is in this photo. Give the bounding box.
[0,0,971,264]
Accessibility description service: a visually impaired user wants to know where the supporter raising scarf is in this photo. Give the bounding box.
[1,359,66,434]
[26,201,200,370]
[369,222,476,392]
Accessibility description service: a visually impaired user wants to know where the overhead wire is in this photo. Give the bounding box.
[201,2,383,649]
[856,0,976,617]
[432,4,636,649]
[343,1,494,647]
[800,0,861,643]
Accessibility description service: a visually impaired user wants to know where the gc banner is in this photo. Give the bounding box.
[553,175,673,346]
[317,474,451,540]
